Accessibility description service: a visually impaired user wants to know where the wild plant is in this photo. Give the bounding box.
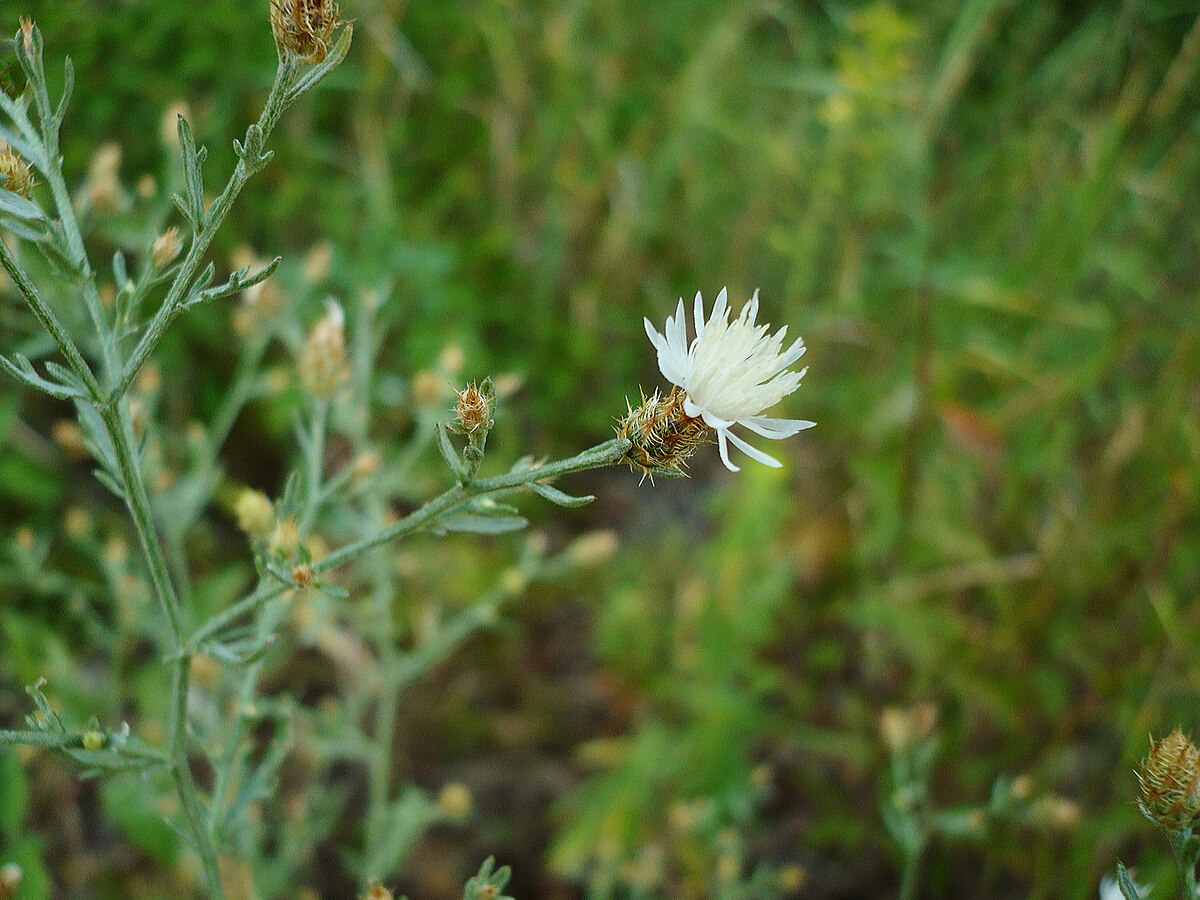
[0,9,814,897]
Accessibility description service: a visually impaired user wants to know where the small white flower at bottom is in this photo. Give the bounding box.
[643,287,813,471]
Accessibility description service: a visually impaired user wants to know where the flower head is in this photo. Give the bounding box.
[271,0,343,64]
[300,299,349,400]
[643,288,813,471]
[0,145,35,198]
[1138,727,1200,830]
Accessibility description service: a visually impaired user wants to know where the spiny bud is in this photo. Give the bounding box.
[271,0,344,64]
[300,299,349,400]
[451,380,494,436]
[18,18,34,56]
[291,563,316,589]
[617,387,710,480]
[234,489,275,537]
[1139,727,1200,831]
[151,227,181,269]
[81,730,105,751]
[0,145,35,198]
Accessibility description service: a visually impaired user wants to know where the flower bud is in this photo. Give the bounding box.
[269,516,301,558]
[351,450,381,480]
[271,0,344,64]
[84,143,123,212]
[451,380,494,436]
[410,370,444,407]
[1139,728,1200,830]
[234,489,275,537]
[81,730,105,751]
[617,387,709,480]
[0,145,35,198]
[151,227,181,269]
[300,299,349,400]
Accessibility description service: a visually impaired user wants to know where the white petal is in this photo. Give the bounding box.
[739,416,816,439]
[716,429,740,472]
[698,408,733,430]
[693,290,706,335]
[712,287,728,324]
[726,429,782,468]
[743,289,759,323]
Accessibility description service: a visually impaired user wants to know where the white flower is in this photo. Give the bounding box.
[643,287,813,471]
[1100,873,1150,900]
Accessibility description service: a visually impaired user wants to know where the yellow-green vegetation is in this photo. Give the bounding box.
[2,1,1199,897]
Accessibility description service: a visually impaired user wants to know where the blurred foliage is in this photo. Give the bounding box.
[2,0,1200,897]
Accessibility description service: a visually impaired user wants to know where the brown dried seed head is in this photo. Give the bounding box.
[291,563,316,589]
[1139,727,1200,830]
[270,0,343,64]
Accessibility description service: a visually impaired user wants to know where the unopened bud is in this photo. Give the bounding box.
[0,145,35,198]
[151,227,181,269]
[291,563,316,589]
[81,730,105,751]
[300,299,349,400]
[269,517,301,558]
[271,0,344,64]
[303,242,333,284]
[234,489,275,536]
[880,703,938,755]
[84,143,123,212]
[1139,727,1200,830]
[451,380,494,436]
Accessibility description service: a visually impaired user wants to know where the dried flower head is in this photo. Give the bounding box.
[234,489,275,537]
[151,227,181,269]
[879,703,938,754]
[271,0,344,64]
[644,288,813,471]
[617,387,711,480]
[452,381,494,435]
[0,145,35,198]
[300,299,349,399]
[1138,727,1200,830]
[291,563,316,589]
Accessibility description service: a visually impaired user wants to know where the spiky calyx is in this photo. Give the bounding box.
[1139,727,1200,831]
[451,380,494,436]
[270,0,343,64]
[617,387,711,480]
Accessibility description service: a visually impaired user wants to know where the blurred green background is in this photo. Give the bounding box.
[2,0,1200,897]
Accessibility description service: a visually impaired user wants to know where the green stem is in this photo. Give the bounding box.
[898,849,921,900]
[110,56,299,403]
[101,404,224,898]
[189,438,631,650]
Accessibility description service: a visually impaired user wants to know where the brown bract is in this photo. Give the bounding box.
[270,0,343,64]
